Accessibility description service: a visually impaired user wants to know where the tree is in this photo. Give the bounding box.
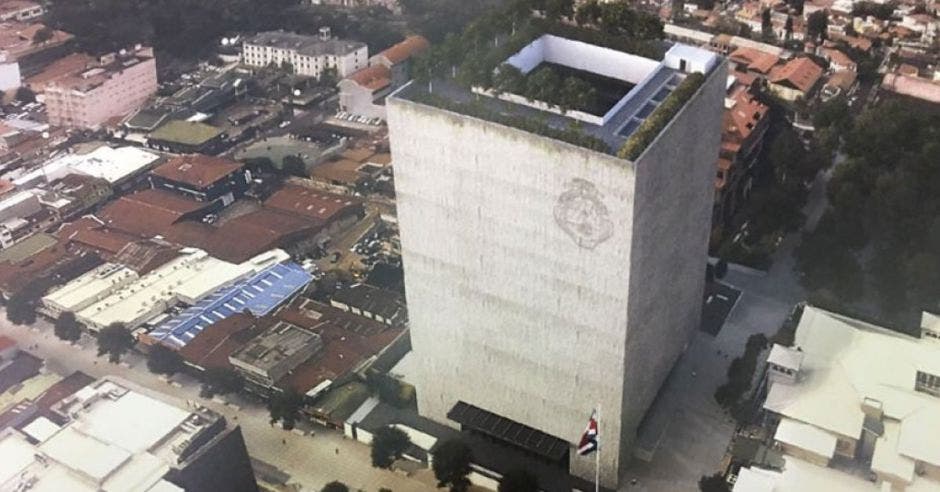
[33,26,55,44]
[199,367,244,398]
[282,154,306,176]
[433,438,473,491]
[699,472,730,492]
[268,389,304,430]
[147,344,184,375]
[784,15,793,39]
[524,66,561,105]
[321,482,349,492]
[499,468,539,492]
[806,11,828,41]
[14,87,35,104]
[544,0,574,20]
[5,295,37,325]
[761,8,772,35]
[371,426,411,468]
[696,0,716,11]
[96,323,135,363]
[54,312,83,342]
[494,64,525,94]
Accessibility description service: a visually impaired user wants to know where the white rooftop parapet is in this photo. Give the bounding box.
[663,43,719,74]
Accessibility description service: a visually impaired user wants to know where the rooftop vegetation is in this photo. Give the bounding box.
[410,91,610,153]
[617,72,705,160]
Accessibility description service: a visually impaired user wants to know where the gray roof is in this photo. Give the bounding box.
[245,31,365,57]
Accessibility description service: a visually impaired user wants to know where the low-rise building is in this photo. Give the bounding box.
[768,56,824,101]
[177,313,259,373]
[0,0,42,22]
[0,376,259,492]
[263,184,365,233]
[330,283,406,327]
[728,47,780,76]
[0,52,19,91]
[147,120,226,154]
[149,154,250,207]
[715,82,770,227]
[822,70,858,100]
[736,306,940,491]
[339,35,429,119]
[43,46,158,129]
[230,320,323,390]
[0,21,73,74]
[242,29,368,79]
[146,258,309,349]
[22,145,162,191]
[58,248,283,331]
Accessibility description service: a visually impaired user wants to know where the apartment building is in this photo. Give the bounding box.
[242,28,367,79]
[43,46,157,129]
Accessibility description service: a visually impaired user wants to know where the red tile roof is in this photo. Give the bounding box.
[0,335,15,352]
[97,189,211,238]
[56,217,139,256]
[724,89,769,143]
[150,154,244,189]
[176,313,259,371]
[376,35,429,65]
[770,57,824,93]
[264,185,363,225]
[347,64,391,92]
[729,47,780,74]
[275,298,402,394]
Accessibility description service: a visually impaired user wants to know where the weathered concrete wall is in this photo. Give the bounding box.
[387,61,725,488]
[615,59,727,468]
[389,98,636,486]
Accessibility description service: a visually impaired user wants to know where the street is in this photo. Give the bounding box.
[0,317,437,492]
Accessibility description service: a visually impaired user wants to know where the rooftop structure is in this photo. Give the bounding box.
[752,306,940,491]
[388,26,726,488]
[149,154,249,204]
[148,259,310,349]
[340,35,430,119]
[148,120,225,153]
[768,57,824,101]
[242,30,368,79]
[177,313,259,372]
[330,283,405,326]
[0,377,258,492]
[27,146,162,187]
[41,262,139,318]
[229,320,323,387]
[263,184,364,225]
[61,248,286,331]
[97,188,213,238]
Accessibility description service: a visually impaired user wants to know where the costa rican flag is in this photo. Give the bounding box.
[577,410,599,456]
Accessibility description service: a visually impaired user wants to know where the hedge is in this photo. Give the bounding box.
[617,71,705,161]
[412,91,611,153]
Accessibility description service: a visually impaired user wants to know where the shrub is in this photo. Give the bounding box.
[618,72,705,160]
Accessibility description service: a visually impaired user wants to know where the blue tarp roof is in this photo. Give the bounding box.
[150,262,313,348]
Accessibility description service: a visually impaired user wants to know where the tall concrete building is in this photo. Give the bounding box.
[388,35,726,488]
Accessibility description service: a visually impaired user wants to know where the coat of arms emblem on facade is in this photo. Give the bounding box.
[553,178,613,249]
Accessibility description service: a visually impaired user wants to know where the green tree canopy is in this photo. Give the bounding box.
[806,10,828,41]
[321,482,349,492]
[54,312,83,342]
[433,438,473,491]
[199,367,244,398]
[146,344,184,375]
[371,426,412,468]
[268,389,304,430]
[699,473,730,492]
[97,323,135,363]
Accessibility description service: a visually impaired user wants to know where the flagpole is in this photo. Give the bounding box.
[595,403,600,492]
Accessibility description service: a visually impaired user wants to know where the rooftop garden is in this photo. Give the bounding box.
[403,1,670,155]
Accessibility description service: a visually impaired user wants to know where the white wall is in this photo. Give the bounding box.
[507,34,659,84]
[663,44,719,74]
[0,61,20,92]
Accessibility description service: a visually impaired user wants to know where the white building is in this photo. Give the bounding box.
[387,35,725,488]
[50,248,288,331]
[242,29,368,79]
[0,52,19,91]
[0,377,255,492]
[736,306,940,491]
[12,145,162,189]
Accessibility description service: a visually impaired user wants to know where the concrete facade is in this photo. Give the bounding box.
[386,59,726,488]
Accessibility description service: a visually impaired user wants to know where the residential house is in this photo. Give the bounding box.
[338,35,429,119]
[768,56,824,100]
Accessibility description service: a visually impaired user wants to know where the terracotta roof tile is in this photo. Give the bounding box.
[376,35,429,65]
[264,185,363,224]
[150,154,243,189]
[769,57,823,93]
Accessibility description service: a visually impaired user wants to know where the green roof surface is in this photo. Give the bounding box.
[150,120,223,146]
[0,233,58,264]
[312,381,370,420]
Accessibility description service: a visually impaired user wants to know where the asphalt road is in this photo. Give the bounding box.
[0,316,437,492]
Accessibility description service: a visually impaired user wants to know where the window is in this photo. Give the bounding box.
[916,371,940,397]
